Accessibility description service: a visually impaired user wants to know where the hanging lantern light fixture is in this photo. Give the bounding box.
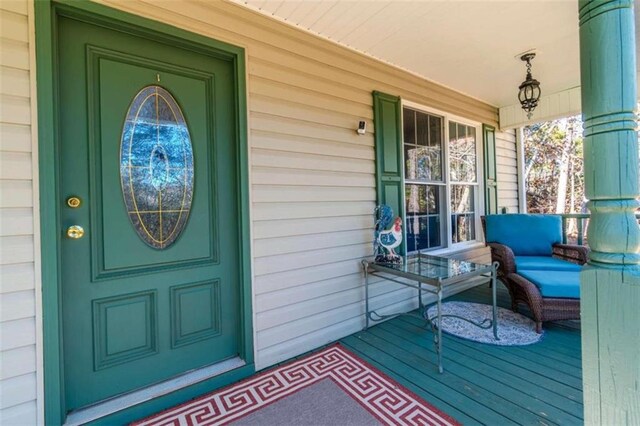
[518,53,541,119]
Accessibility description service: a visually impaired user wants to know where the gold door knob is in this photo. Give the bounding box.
[66,225,85,239]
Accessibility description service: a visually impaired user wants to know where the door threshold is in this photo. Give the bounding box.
[64,357,246,426]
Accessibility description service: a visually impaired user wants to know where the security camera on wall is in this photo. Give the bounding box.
[357,120,366,135]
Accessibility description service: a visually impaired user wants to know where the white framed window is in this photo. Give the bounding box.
[402,101,484,253]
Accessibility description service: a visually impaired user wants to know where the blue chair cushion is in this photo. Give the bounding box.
[515,256,582,272]
[485,214,562,256]
[518,270,580,299]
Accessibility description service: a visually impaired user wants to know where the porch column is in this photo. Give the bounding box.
[579,0,640,424]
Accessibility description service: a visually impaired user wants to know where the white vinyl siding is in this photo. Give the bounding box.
[496,129,520,212]
[0,1,38,425]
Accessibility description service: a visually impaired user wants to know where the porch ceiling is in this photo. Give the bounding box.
[232,0,640,109]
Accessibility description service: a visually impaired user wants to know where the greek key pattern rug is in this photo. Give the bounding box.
[132,344,458,426]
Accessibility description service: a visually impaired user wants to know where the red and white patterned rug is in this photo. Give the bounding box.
[132,344,458,426]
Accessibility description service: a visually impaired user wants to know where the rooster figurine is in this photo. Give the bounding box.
[374,205,403,264]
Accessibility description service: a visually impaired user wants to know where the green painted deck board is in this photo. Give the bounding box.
[364,326,578,425]
[377,321,583,419]
[392,317,583,404]
[340,283,583,425]
[399,315,583,387]
[400,312,580,371]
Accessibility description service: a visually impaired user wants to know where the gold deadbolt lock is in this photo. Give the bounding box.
[67,196,82,208]
[66,225,85,239]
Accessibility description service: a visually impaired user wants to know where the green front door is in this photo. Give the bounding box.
[58,15,242,411]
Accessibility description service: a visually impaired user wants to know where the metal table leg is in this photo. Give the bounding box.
[437,282,443,374]
[492,262,499,340]
[363,261,369,330]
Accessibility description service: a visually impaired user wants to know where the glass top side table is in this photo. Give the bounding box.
[361,252,499,373]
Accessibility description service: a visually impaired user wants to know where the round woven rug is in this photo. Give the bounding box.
[424,301,543,346]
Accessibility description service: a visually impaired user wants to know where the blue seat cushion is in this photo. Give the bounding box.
[518,270,580,299]
[515,256,581,272]
[485,214,562,256]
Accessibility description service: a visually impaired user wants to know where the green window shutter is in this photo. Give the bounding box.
[373,91,405,255]
[483,124,499,214]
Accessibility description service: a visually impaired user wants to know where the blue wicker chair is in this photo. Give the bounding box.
[482,214,588,332]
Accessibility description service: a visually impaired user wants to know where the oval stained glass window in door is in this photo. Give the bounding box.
[120,85,194,249]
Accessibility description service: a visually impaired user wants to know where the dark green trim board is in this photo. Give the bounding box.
[35,1,254,424]
[482,125,498,215]
[34,1,64,423]
[373,91,406,256]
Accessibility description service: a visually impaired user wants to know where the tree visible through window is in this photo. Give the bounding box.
[449,122,477,243]
[524,116,584,215]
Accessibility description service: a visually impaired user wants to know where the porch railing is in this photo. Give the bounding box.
[559,213,640,245]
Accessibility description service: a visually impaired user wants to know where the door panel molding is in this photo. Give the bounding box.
[35,1,253,424]
[170,280,222,348]
[92,290,159,370]
[86,45,220,281]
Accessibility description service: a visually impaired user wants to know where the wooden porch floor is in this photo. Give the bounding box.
[340,283,583,426]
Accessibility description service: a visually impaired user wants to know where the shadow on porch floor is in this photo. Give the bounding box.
[340,282,583,426]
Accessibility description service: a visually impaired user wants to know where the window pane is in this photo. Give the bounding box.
[406,215,443,251]
[403,108,442,182]
[404,145,417,180]
[448,121,456,142]
[451,185,476,243]
[426,185,440,214]
[403,109,415,145]
[427,216,441,247]
[406,216,432,252]
[425,114,443,180]
[405,185,443,251]
[418,147,442,181]
[457,123,467,141]
[451,185,474,213]
[405,216,418,252]
[410,216,442,251]
[449,122,477,183]
[406,184,442,215]
[468,126,476,143]
[429,116,442,148]
[452,214,476,244]
[405,184,427,214]
[416,111,429,146]
[406,144,441,181]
